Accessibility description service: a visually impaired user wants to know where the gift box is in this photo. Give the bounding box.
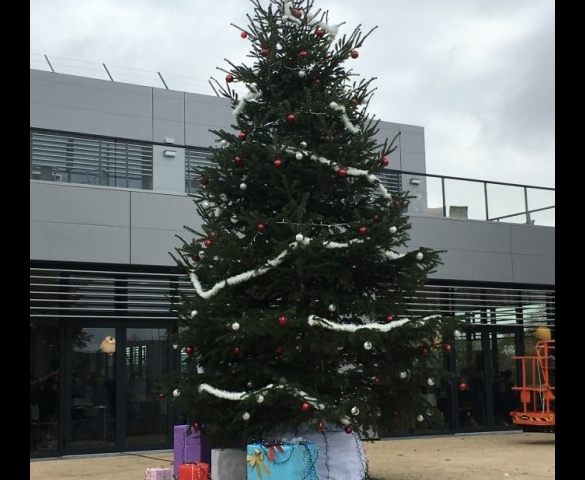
[145,466,173,480]
[174,425,212,478]
[304,427,367,480]
[178,462,210,480]
[211,448,247,480]
[270,422,367,480]
[246,441,318,480]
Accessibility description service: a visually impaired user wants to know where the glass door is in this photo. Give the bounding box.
[125,327,171,447]
[69,326,117,448]
[454,326,522,431]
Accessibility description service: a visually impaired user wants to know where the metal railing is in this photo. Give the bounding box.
[399,170,555,227]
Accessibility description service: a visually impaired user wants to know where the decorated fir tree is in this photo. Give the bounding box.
[165,0,460,450]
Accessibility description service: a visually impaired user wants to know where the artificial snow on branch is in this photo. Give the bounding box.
[198,381,325,410]
[329,101,360,133]
[190,236,406,298]
[233,83,261,116]
[307,315,412,332]
[284,147,393,200]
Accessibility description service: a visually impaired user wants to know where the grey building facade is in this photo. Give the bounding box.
[30,69,555,457]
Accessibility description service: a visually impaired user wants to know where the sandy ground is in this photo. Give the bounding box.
[30,431,554,480]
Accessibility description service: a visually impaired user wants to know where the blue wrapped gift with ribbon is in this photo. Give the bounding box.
[246,440,318,480]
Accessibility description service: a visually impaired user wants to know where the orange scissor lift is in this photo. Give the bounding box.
[509,339,555,432]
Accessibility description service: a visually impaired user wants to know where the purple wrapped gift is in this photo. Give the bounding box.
[173,424,212,478]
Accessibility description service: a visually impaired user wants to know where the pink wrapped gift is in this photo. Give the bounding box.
[145,466,173,480]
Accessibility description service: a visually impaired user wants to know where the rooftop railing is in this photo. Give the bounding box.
[398,170,554,227]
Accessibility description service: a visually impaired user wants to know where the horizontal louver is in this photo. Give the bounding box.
[185,148,215,193]
[30,130,152,187]
[30,266,554,326]
[404,283,554,325]
[30,266,190,320]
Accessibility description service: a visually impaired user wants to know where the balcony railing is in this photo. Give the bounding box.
[399,170,555,227]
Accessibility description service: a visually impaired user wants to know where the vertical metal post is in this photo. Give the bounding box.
[44,55,55,72]
[484,182,490,221]
[158,72,169,90]
[103,64,114,82]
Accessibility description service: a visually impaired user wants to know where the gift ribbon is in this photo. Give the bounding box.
[265,443,285,462]
[247,448,270,479]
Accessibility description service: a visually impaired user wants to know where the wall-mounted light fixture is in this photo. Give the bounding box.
[163,150,177,158]
[409,178,421,186]
[164,137,176,144]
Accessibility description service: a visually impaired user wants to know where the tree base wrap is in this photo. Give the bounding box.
[145,467,173,480]
[211,448,247,480]
[272,423,368,480]
[173,425,212,478]
[178,462,210,480]
[246,441,318,480]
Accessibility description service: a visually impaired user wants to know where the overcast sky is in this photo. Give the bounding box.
[30,0,555,188]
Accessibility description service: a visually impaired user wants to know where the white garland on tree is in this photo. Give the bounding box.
[189,237,405,299]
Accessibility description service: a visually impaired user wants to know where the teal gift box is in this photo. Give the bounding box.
[246,441,318,480]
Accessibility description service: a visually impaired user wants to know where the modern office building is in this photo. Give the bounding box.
[30,68,555,458]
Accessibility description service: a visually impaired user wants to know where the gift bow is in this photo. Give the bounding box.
[265,442,285,462]
[247,448,270,479]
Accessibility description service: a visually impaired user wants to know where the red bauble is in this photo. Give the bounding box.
[240,31,248,39]
[350,98,359,106]
[210,231,219,239]
[373,377,381,386]
[204,239,212,248]
[225,74,234,83]
[286,113,296,122]
[299,50,308,58]
[278,315,288,326]
[373,214,380,223]
[420,346,430,356]
[313,78,321,87]
[359,226,367,235]
[233,346,241,355]
[238,131,247,140]
[293,8,303,18]
[317,421,325,430]
[260,47,269,57]
[344,426,353,434]
[337,168,347,177]
[301,402,311,411]
[458,381,468,392]
[350,50,359,59]
[185,346,193,355]
[273,158,283,168]
[200,176,209,186]
[381,157,390,166]
[257,223,265,232]
[316,28,324,37]
[386,315,394,322]
[234,155,242,164]
[394,199,402,208]
[191,253,201,262]
[158,393,166,400]
[443,343,453,354]
[192,421,202,431]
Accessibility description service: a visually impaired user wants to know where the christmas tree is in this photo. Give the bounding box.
[165,0,460,449]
